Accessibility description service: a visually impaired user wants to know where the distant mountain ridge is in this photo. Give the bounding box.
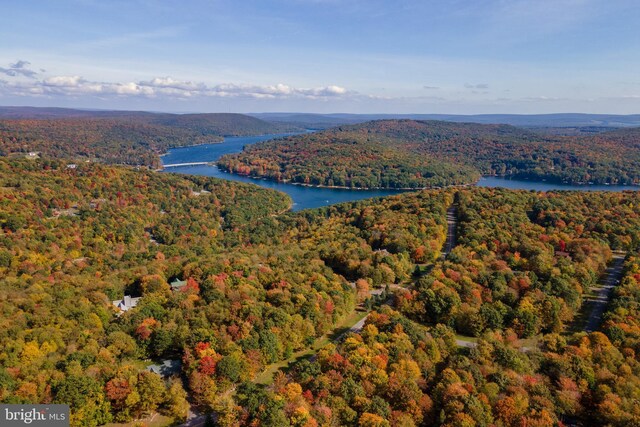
[0,107,297,167]
[0,106,160,119]
[0,107,297,136]
[149,113,291,137]
[3,107,639,128]
[251,112,640,129]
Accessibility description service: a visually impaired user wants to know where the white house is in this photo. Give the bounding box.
[112,295,141,313]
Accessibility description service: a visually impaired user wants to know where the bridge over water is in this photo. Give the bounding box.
[162,162,211,168]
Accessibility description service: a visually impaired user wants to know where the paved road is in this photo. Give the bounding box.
[178,407,208,427]
[342,285,405,336]
[179,415,207,427]
[348,315,370,334]
[584,254,626,332]
[442,205,458,258]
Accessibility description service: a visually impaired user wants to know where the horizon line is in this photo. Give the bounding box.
[1,105,639,117]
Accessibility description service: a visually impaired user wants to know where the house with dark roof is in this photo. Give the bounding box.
[146,359,181,378]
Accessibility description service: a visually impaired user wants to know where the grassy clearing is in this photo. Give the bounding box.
[103,413,175,427]
[454,334,479,344]
[254,308,368,385]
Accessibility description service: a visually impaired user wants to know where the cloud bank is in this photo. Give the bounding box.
[0,62,354,101]
[2,60,634,114]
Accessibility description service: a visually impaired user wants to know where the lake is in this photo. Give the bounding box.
[162,134,637,211]
[161,134,407,211]
[477,176,636,192]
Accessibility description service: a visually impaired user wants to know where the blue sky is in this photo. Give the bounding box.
[1,0,639,113]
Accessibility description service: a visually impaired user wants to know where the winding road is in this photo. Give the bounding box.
[574,253,626,333]
[179,414,207,427]
[347,314,370,335]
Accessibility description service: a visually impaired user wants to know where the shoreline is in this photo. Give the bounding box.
[162,164,640,191]
[482,173,640,188]
[216,169,640,190]
[159,131,304,158]
[161,138,640,191]
[158,139,224,157]
[215,167,476,191]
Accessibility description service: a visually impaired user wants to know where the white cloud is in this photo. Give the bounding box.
[113,82,153,96]
[205,83,350,99]
[0,60,354,100]
[43,75,86,87]
[0,71,355,101]
[141,77,207,92]
[304,85,348,96]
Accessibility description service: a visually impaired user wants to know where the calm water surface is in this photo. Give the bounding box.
[477,176,636,192]
[161,134,407,211]
[163,134,638,211]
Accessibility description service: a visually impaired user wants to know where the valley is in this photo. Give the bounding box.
[1,108,640,426]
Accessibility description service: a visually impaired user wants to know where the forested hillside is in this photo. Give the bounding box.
[400,188,639,338]
[0,158,450,425]
[237,189,640,427]
[0,158,349,425]
[0,113,292,168]
[219,119,640,188]
[150,113,291,137]
[3,157,640,426]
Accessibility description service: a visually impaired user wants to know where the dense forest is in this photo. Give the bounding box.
[218,119,640,188]
[399,188,639,338]
[0,158,450,425]
[230,189,640,427]
[2,154,640,426]
[0,158,350,425]
[0,113,292,168]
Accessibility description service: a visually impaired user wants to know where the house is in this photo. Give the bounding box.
[369,288,385,297]
[170,278,187,292]
[146,359,182,378]
[89,198,107,209]
[112,295,141,313]
[191,189,211,197]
